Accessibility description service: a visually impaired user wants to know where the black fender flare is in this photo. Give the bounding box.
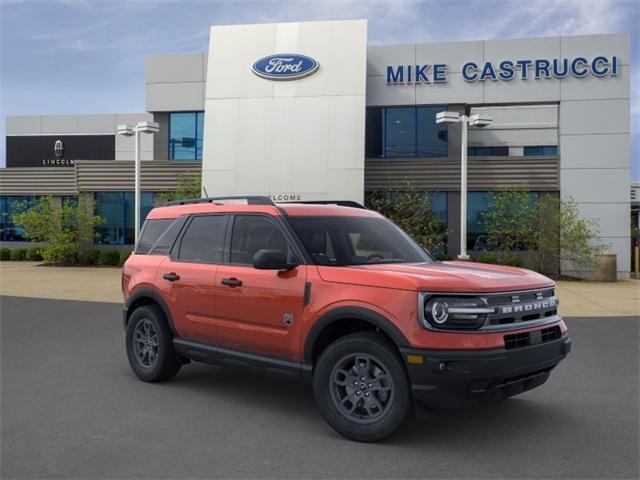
[303,306,410,365]
[124,287,177,336]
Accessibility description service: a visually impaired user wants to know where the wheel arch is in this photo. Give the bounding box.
[125,288,177,336]
[304,307,410,365]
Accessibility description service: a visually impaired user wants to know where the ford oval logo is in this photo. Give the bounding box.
[252,54,319,80]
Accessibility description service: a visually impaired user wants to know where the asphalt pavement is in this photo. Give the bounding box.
[1,296,638,479]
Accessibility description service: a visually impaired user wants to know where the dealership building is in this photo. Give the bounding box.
[0,20,632,278]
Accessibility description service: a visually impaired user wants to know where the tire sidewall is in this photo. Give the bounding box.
[313,332,412,442]
[126,305,177,382]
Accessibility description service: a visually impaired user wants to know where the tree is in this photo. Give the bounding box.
[367,185,448,258]
[480,188,605,275]
[480,187,536,259]
[530,195,605,274]
[156,172,202,205]
[11,195,103,265]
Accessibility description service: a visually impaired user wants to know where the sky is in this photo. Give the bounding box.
[1,0,638,178]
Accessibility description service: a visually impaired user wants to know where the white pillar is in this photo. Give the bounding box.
[134,128,141,245]
[458,116,470,260]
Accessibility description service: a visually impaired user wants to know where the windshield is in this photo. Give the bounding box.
[287,215,433,266]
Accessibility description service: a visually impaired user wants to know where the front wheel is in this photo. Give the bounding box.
[126,305,181,382]
[313,332,412,442]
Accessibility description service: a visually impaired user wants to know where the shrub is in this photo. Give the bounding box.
[98,249,121,266]
[479,251,499,264]
[119,250,133,266]
[367,185,448,255]
[10,248,27,261]
[79,249,101,266]
[26,247,43,261]
[11,195,103,265]
[0,248,11,261]
[433,252,449,261]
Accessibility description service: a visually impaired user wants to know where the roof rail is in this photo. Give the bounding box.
[164,196,274,207]
[277,200,367,209]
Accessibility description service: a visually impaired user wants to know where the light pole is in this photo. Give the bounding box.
[436,111,493,260]
[116,121,159,245]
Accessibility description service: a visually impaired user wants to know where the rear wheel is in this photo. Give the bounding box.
[126,305,180,382]
[313,332,412,442]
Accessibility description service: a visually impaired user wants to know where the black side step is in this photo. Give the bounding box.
[173,338,312,382]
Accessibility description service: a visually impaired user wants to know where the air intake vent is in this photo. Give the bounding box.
[504,326,562,350]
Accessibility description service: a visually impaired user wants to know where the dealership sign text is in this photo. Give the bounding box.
[386,55,620,84]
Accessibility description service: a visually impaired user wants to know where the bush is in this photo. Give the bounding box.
[98,249,121,266]
[119,250,133,266]
[367,185,447,254]
[26,247,43,261]
[479,251,500,264]
[0,248,11,261]
[79,249,101,266]
[11,195,103,265]
[433,252,449,261]
[10,248,27,261]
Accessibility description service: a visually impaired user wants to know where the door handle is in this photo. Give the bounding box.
[163,272,180,282]
[221,277,243,287]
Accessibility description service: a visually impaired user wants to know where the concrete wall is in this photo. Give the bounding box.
[201,20,367,203]
[145,53,207,112]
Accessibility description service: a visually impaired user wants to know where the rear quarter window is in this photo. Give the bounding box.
[136,219,173,254]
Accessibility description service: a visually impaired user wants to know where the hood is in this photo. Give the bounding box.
[316,261,554,293]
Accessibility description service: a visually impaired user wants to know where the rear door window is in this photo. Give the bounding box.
[177,215,227,263]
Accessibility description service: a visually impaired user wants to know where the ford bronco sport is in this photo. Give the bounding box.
[122,196,571,442]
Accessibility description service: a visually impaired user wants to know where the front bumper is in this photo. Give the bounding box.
[399,334,571,411]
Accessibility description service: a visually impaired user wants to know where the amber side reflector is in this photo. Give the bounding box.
[406,354,423,365]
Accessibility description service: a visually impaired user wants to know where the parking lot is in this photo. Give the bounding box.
[1,295,638,479]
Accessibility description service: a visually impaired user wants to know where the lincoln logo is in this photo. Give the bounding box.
[252,54,319,80]
[54,139,64,159]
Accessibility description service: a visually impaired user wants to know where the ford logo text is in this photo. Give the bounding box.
[252,54,319,80]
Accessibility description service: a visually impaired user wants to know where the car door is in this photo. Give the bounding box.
[214,214,307,361]
[157,214,228,344]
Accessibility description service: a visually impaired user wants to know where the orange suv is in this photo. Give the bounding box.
[122,196,571,442]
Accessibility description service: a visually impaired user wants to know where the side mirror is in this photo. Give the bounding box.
[252,249,297,271]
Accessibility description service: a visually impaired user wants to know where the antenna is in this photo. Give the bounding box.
[202,185,209,198]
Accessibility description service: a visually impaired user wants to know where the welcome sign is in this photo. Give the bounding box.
[386,55,620,84]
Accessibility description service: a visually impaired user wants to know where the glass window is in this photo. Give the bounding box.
[178,215,226,263]
[385,107,415,157]
[289,216,432,266]
[169,112,204,160]
[417,107,448,157]
[230,215,291,265]
[95,192,155,245]
[468,146,509,156]
[137,219,173,254]
[0,196,39,242]
[524,146,558,156]
[365,108,384,158]
[365,106,448,159]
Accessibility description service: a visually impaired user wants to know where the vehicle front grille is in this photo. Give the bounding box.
[504,326,562,350]
[483,287,558,327]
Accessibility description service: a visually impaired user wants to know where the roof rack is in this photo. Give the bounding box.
[165,196,274,207]
[277,200,367,209]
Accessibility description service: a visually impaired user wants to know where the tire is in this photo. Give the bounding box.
[126,305,181,382]
[313,331,412,442]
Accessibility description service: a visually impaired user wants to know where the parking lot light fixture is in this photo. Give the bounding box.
[436,111,493,260]
[116,121,159,245]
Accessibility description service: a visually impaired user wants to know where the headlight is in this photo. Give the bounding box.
[422,296,494,330]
